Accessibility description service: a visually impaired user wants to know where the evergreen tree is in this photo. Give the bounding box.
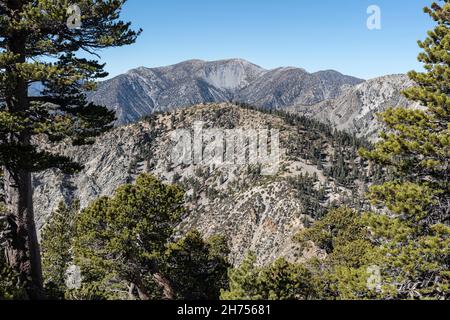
[0,254,25,300]
[295,207,380,300]
[41,200,79,299]
[164,230,230,300]
[0,203,24,299]
[73,174,185,300]
[359,0,450,299]
[0,0,140,298]
[221,253,315,300]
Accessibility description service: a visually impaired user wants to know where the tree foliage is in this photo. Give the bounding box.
[358,0,450,299]
[221,253,315,300]
[73,174,185,300]
[0,0,141,171]
[0,0,140,298]
[41,200,79,299]
[72,174,230,300]
[164,230,230,300]
[0,204,25,300]
[295,207,381,300]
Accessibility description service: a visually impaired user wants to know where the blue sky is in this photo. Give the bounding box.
[94,0,434,80]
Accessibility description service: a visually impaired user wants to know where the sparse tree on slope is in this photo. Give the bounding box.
[0,0,140,298]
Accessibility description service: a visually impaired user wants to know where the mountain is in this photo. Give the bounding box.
[88,59,419,141]
[33,103,373,266]
[88,59,363,125]
[289,74,420,140]
[237,68,362,109]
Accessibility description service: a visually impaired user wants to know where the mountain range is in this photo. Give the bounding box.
[32,59,420,265]
[289,74,421,139]
[87,59,363,125]
[88,59,418,140]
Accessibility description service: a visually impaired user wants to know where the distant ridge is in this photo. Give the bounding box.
[289,74,419,140]
[87,58,363,125]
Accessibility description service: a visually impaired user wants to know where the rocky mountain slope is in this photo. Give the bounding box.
[33,103,374,266]
[88,59,363,125]
[237,68,362,109]
[289,74,420,139]
[88,59,420,141]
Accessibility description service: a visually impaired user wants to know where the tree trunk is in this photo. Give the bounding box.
[131,272,174,300]
[4,169,44,300]
[131,277,151,301]
[128,283,137,300]
[135,284,151,301]
[3,0,44,299]
[149,260,175,299]
[153,272,175,300]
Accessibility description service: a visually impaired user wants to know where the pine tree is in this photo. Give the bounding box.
[295,207,380,300]
[0,203,25,299]
[0,0,140,298]
[73,174,185,300]
[0,255,25,300]
[41,200,79,299]
[220,253,263,300]
[164,230,230,300]
[221,253,315,300]
[359,0,450,299]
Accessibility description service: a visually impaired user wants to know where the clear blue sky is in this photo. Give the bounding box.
[94,0,434,80]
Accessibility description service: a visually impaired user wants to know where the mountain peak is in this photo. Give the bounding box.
[212,58,263,67]
[314,69,344,76]
[89,59,365,125]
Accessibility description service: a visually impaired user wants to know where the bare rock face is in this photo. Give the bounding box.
[33,123,150,229]
[33,103,370,266]
[88,59,265,125]
[88,59,363,126]
[291,74,420,140]
[237,68,363,109]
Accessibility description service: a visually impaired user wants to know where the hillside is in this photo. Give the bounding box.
[289,74,420,140]
[87,59,420,141]
[33,103,375,266]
